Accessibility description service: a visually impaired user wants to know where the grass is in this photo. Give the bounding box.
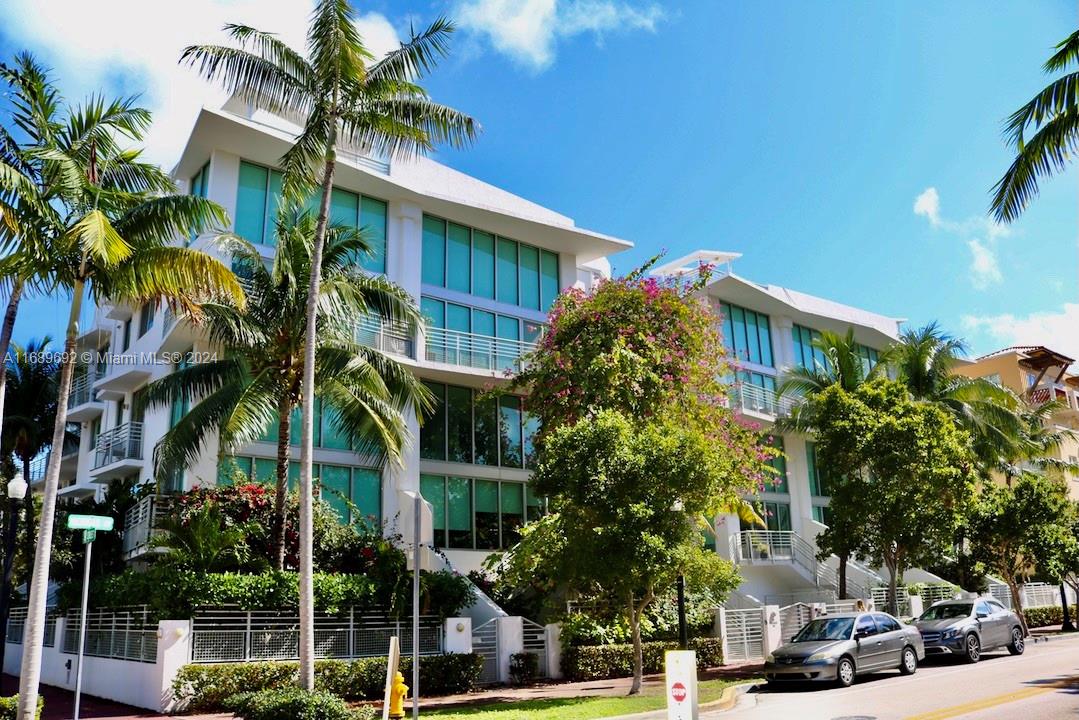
[420,678,750,720]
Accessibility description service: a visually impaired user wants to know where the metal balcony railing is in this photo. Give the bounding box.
[68,368,105,408]
[93,422,144,469]
[122,494,173,559]
[356,315,414,357]
[732,383,801,418]
[730,530,864,596]
[425,326,536,372]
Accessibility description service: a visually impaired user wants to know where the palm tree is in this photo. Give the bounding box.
[776,328,889,598]
[152,505,254,573]
[990,28,1079,223]
[140,210,430,570]
[14,92,245,720]
[181,0,477,687]
[997,399,1079,483]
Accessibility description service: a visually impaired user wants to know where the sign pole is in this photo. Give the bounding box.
[412,495,420,720]
[72,529,95,720]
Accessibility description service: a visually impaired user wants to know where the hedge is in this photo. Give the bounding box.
[172,654,484,711]
[562,637,723,682]
[0,696,42,720]
[224,689,377,720]
[1023,605,1078,628]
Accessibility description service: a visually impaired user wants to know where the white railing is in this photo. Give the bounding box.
[425,326,536,372]
[733,530,873,600]
[69,368,104,408]
[4,607,56,647]
[872,586,912,616]
[122,495,173,560]
[732,383,801,419]
[356,315,414,357]
[62,606,157,662]
[721,607,764,662]
[989,582,1059,610]
[93,421,144,469]
[189,606,443,663]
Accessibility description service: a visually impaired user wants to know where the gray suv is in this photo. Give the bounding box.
[913,598,1024,662]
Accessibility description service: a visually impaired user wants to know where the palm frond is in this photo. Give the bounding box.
[367,16,456,83]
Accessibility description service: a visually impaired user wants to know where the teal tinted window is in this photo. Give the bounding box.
[472,231,496,299]
[496,238,518,305]
[447,477,472,548]
[254,457,276,485]
[523,408,540,469]
[265,171,283,247]
[421,297,445,328]
[496,315,521,372]
[501,482,525,546]
[422,216,446,286]
[360,197,387,273]
[806,442,833,496]
[765,436,788,493]
[351,468,381,527]
[321,464,351,521]
[499,396,523,468]
[447,223,471,293]
[288,461,301,492]
[446,385,472,463]
[540,251,559,309]
[321,402,351,450]
[518,245,540,310]
[474,394,499,466]
[526,485,545,521]
[421,475,446,547]
[331,187,358,227]
[721,302,772,368]
[420,381,446,460]
[446,303,470,333]
[236,162,269,245]
[523,321,543,344]
[472,309,495,337]
[475,479,499,550]
[218,456,252,486]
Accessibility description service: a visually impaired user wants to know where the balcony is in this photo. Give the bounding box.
[357,315,414,357]
[731,383,800,420]
[26,449,79,490]
[90,422,144,481]
[424,326,536,373]
[122,494,173,561]
[68,369,106,421]
[93,356,153,401]
[1029,383,1079,414]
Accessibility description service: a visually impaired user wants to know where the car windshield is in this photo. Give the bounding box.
[792,618,855,642]
[920,604,972,620]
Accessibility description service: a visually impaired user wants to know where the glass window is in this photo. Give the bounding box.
[501,482,525,546]
[731,306,747,362]
[525,485,545,522]
[523,408,540,469]
[420,381,446,460]
[855,616,878,637]
[321,402,351,450]
[421,474,446,548]
[496,237,518,305]
[496,315,521,372]
[812,504,833,526]
[447,477,472,549]
[540,250,560,310]
[806,442,832,496]
[360,197,387,274]
[169,349,191,429]
[472,231,496,299]
[265,170,283,247]
[446,303,470,333]
[873,614,901,632]
[320,464,351,522]
[475,479,499,550]
[422,216,446,287]
[447,223,471,294]
[499,396,523,468]
[721,302,773,368]
[138,300,157,337]
[351,468,381,528]
[764,501,792,532]
[446,385,473,464]
[236,161,269,245]
[288,461,301,492]
[254,457,276,485]
[765,436,788,493]
[744,310,761,364]
[518,245,540,310]
[421,297,445,328]
[122,319,131,351]
[217,456,252,486]
[330,187,358,228]
[474,394,499,466]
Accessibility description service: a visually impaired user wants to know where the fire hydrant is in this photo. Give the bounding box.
[388,671,409,719]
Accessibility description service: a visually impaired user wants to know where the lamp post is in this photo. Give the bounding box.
[1060,583,1075,632]
[7,474,27,502]
[670,500,688,650]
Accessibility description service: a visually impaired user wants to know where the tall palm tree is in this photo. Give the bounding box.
[990,28,1079,223]
[181,0,477,686]
[776,328,889,598]
[997,399,1079,483]
[14,95,245,720]
[140,210,430,570]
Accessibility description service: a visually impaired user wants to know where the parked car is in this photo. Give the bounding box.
[912,598,1024,663]
[764,611,925,687]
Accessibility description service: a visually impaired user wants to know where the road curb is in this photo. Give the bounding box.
[601,681,760,720]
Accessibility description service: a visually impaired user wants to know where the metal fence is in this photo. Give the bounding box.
[990,582,1059,610]
[521,618,548,679]
[4,608,56,647]
[357,316,414,358]
[472,619,499,684]
[871,587,912,616]
[93,421,143,468]
[721,608,764,662]
[190,606,443,663]
[424,326,536,373]
[778,602,812,644]
[62,607,157,662]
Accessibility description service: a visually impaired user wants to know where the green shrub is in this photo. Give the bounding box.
[509,652,539,685]
[0,695,43,720]
[172,654,484,711]
[223,689,376,720]
[562,637,723,681]
[1023,604,1078,628]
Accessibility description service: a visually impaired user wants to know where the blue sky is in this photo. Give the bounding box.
[2,0,1076,360]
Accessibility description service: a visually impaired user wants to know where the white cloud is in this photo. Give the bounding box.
[913,186,1010,289]
[962,303,1079,365]
[455,0,664,70]
[0,1,401,168]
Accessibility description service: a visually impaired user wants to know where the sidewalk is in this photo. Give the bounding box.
[0,675,230,720]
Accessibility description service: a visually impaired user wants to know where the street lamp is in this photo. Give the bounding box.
[7,474,28,501]
[670,500,688,651]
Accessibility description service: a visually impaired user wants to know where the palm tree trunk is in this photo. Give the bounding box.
[17,277,84,720]
[272,395,291,571]
[298,124,339,691]
[0,496,19,674]
[0,279,25,444]
[22,456,33,572]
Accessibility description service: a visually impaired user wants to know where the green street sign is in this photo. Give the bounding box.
[82,529,96,544]
[66,514,114,532]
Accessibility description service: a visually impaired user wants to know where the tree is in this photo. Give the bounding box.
[140,210,429,569]
[181,1,476,687]
[1061,503,1079,606]
[991,28,1079,223]
[503,264,771,693]
[152,505,254,573]
[813,380,978,615]
[14,86,244,720]
[966,474,1073,636]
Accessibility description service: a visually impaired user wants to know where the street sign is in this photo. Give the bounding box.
[66,514,114,532]
[671,681,687,702]
[81,529,96,544]
[665,650,698,720]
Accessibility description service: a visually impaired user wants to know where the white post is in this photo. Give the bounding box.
[72,536,93,720]
[544,623,562,679]
[496,616,524,684]
[760,605,782,656]
[714,607,730,666]
[412,496,420,720]
[810,602,828,619]
[908,595,924,618]
[444,618,472,654]
[157,620,192,713]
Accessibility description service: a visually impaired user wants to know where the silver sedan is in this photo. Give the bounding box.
[764,612,925,687]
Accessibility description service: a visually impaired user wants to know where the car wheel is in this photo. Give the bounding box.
[899,645,917,675]
[836,656,856,688]
[1008,627,1025,655]
[964,633,981,663]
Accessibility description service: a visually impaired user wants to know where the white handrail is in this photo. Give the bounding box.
[93,421,144,468]
[424,325,536,372]
[356,315,414,356]
[733,383,801,418]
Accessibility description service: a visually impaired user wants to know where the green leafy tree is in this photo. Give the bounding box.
[140,210,429,570]
[991,28,1079,222]
[966,475,1074,636]
[813,380,978,615]
[1060,503,1079,605]
[152,505,255,574]
[181,2,477,686]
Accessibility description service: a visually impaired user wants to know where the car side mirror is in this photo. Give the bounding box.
[854,630,869,640]
[976,612,988,619]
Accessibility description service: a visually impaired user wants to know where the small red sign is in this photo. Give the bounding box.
[671,682,687,703]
